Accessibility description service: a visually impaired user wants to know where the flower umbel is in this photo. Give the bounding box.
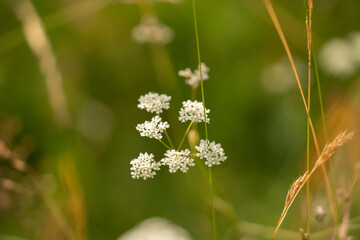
[138,92,171,114]
[132,15,174,44]
[178,62,209,87]
[196,139,226,167]
[179,100,210,123]
[136,116,169,139]
[161,149,195,173]
[130,153,160,180]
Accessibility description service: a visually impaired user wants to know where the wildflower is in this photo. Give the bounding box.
[136,116,169,140]
[131,15,174,44]
[195,139,226,167]
[161,149,194,173]
[138,92,171,114]
[117,217,192,240]
[178,62,209,87]
[178,100,210,123]
[130,153,160,180]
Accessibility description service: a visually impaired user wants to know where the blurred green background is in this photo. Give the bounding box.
[0,0,360,239]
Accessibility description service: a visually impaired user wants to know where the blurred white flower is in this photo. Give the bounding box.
[136,116,169,139]
[118,217,192,240]
[132,15,174,44]
[178,100,210,123]
[178,62,209,87]
[138,92,171,114]
[161,149,194,173]
[196,139,226,167]
[261,57,304,94]
[130,153,160,180]
[319,38,355,77]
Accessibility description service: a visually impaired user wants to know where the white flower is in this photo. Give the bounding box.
[178,100,210,123]
[131,15,174,44]
[117,217,192,240]
[138,92,171,114]
[178,62,209,87]
[319,38,356,77]
[130,153,160,180]
[161,149,194,173]
[136,116,169,139]
[195,139,226,167]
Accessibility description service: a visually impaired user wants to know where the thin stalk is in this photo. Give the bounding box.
[158,139,172,150]
[305,0,312,234]
[313,50,327,141]
[208,167,217,240]
[192,1,216,240]
[164,130,174,149]
[192,0,208,141]
[177,122,194,151]
[313,49,336,184]
[263,0,338,226]
[349,175,359,195]
[306,119,311,233]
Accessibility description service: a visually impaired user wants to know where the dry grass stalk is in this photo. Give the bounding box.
[305,0,313,232]
[11,0,71,127]
[271,131,354,240]
[312,131,354,172]
[263,0,340,227]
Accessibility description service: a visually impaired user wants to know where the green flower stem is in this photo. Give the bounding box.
[208,167,217,240]
[158,139,172,150]
[177,122,194,151]
[192,0,208,141]
[192,1,216,239]
[164,130,175,149]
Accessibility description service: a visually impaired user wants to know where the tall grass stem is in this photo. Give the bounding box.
[191,0,216,239]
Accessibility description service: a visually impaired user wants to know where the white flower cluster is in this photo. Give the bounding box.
[130,153,161,180]
[136,116,169,139]
[132,15,174,44]
[178,62,209,87]
[179,100,210,123]
[161,149,194,173]
[196,139,227,167]
[138,92,171,114]
[132,89,226,180]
